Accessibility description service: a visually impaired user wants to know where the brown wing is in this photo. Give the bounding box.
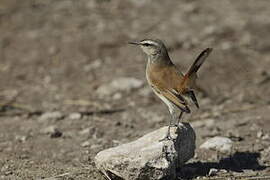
[151,84,191,113]
[147,62,191,113]
[162,89,191,113]
[147,64,185,91]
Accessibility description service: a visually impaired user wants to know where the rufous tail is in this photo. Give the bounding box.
[185,48,213,77]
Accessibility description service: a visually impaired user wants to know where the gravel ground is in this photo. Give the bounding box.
[0,0,270,179]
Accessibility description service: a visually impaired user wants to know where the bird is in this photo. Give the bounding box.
[129,39,212,141]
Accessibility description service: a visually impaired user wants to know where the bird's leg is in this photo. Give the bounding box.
[159,112,176,141]
[160,125,172,141]
[175,111,184,127]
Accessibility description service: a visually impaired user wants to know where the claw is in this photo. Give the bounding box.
[159,135,173,142]
[173,123,179,127]
[159,128,173,141]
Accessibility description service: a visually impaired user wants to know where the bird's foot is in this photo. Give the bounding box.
[173,123,181,128]
[159,134,173,142]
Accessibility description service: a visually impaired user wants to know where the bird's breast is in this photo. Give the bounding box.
[146,62,186,92]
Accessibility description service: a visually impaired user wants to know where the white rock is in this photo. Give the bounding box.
[112,92,122,100]
[262,134,270,140]
[83,59,102,72]
[79,128,91,135]
[200,136,233,153]
[208,168,218,176]
[257,130,263,138]
[40,126,62,138]
[96,77,143,96]
[81,141,90,147]
[39,111,63,121]
[68,113,82,120]
[15,135,28,143]
[95,123,196,180]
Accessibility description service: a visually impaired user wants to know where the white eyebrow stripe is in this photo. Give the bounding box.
[141,40,159,46]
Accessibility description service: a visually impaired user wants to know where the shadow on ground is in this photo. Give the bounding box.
[178,151,267,179]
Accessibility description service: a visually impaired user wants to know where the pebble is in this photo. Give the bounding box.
[208,168,218,176]
[79,127,96,137]
[112,92,122,100]
[15,135,28,143]
[257,130,263,138]
[200,136,233,153]
[68,112,82,120]
[39,111,64,121]
[219,169,228,173]
[79,128,91,135]
[81,141,90,147]
[41,126,62,138]
[221,41,233,50]
[83,59,102,72]
[262,133,270,140]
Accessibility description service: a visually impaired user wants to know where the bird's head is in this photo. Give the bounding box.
[129,39,168,57]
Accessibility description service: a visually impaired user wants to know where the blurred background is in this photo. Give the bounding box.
[0,0,270,179]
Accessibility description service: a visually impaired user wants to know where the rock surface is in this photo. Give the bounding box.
[95,123,196,180]
[200,136,233,153]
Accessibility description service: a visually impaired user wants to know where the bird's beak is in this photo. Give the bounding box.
[128,41,141,45]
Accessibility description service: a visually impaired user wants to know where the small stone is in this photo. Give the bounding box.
[48,46,59,55]
[262,134,270,140]
[41,126,62,138]
[200,136,233,153]
[15,135,27,143]
[39,111,64,121]
[240,33,252,46]
[68,112,82,120]
[219,169,228,173]
[208,168,218,176]
[114,121,122,126]
[209,127,221,137]
[63,132,74,138]
[226,130,243,141]
[96,77,144,96]
[81,141,90,147]
[221,41,233,50]
[257,130,263,138]
[90,144,102,150]
[264,147,270,153]
[79,128,91,135]
[112,92,122,100]
[84,59,102,72]
[250,123,260,131]
[4,171,13,176]
[203,25,217,36]
[183,3,198,13]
